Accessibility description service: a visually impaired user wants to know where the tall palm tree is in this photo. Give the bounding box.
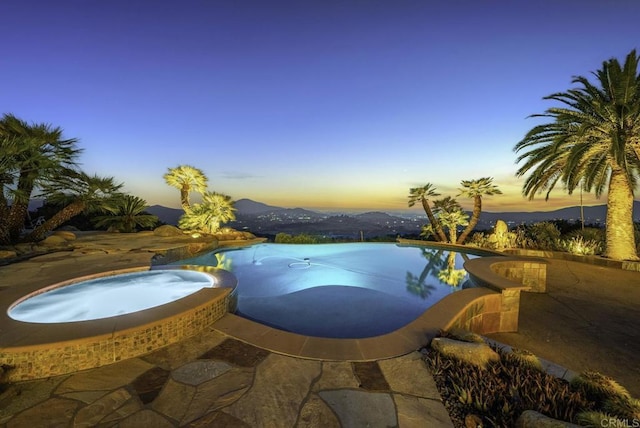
[0,114,81,244]
[514,50,640,260]
[24,171,123,242]
[163,165,208,212]
[456,177,502,244]
[178,191,236,234]
[93,194,159,232]
[408,184,447,241]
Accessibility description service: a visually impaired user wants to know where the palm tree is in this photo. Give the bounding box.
[178,191,236,234]
[514,50,640,260]
[438,209,469,244]
[456,177,502,244]
[93,194,159,232]
[24,171,123,242]
[0,114,81,244]
[408,184,447,241]
[0,136,21,244]
[163,165,208,212]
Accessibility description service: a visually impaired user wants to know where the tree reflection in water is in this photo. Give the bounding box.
[437,251,468,287]
[214,253,233,271]
[406,248,471,298]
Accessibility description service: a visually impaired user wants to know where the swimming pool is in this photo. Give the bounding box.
[177,242,482,338]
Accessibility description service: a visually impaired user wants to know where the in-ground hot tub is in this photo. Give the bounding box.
[0,265,237,381]
[9,269,220,323]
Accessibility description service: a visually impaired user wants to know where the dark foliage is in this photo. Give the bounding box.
[426,344,595,427]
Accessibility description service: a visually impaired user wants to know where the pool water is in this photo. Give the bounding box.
[8,270,215,323]
[177,243,481,338]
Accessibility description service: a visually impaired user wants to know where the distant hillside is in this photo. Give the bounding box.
[146,205,183,225]
[146,199,640,230]
[233,198,281,215]
[244,213,422,238]
[478,201,640,226]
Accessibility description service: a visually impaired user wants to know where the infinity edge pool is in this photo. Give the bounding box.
[0,240,542,381]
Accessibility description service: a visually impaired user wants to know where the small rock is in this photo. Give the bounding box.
[447,328,486,343]
[153,225,184,237]
[431,337,500,369]
[0,250,17,260]
[52,231,76,241]
[39,235,68,247]
[515,410,581,427]
[465,414,483,427]
[13,243,35,254]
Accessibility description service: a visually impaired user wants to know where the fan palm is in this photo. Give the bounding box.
[93,194,159,232]
[24,171,123,242]
[436,205,469,244]
[457,177,502,244]
[163,165,208,211]
[178,191,236,234]
[408,184,447,241]
[0,114,81,244]
[514,50,640,260]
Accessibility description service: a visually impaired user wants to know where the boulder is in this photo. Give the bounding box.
[39,235,68,247]
[494,219,509,235]
[515,410,581,427]
[153,225,183,237]
[446,328,486,343]
[0,250,17,260]
[491,220,511,250]
[465,414,483,428]
[431,337,500,369]
[13,243,35,255]
[53,230,76,241]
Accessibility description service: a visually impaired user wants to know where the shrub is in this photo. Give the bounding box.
[426,344,594,426]
[559,236,602,256]
[525,222,561,251]
[468,228,531,251]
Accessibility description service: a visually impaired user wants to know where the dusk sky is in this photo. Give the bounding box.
[3,1,640,213]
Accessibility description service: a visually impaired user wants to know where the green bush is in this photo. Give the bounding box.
[426,344,593,426]
[427,340,640,427]
[525,222,561,251]
[559,236,602,256]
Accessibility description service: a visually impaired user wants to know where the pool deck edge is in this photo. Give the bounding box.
[213,287,499,361]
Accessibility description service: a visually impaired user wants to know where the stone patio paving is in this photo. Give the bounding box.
[0,329,453,427]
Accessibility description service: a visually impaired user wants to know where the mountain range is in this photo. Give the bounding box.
[146,198,640,237]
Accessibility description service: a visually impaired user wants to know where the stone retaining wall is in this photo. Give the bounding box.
[457,257,548,334]
[504,248,640,272]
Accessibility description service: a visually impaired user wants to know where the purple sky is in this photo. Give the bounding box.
[3,0,640,212]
